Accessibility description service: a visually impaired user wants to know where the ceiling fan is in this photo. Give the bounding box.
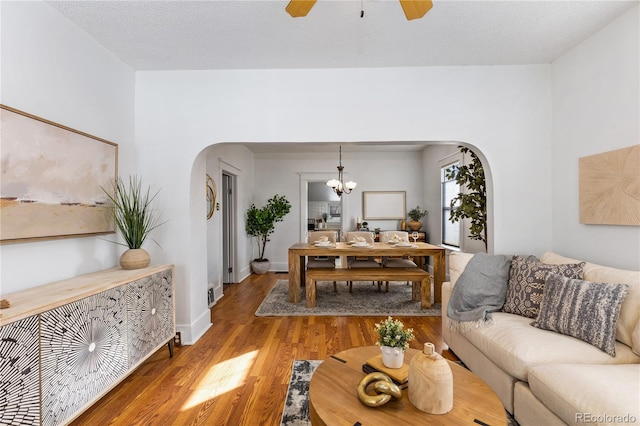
[286,0,433,21]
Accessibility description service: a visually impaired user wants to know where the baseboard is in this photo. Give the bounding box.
[238,265,252,282]
[176,308,212,345]
[269,261,289,272]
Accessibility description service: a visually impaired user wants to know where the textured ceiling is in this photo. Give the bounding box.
[47,0,639,71]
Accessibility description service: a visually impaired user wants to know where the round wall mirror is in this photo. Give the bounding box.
[206,174,216,219]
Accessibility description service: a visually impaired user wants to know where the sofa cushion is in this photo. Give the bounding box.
[528,363,640,426]
[460,312,640,381]
[503,255,585,318]
[448,251,475,287]
[540,252,640,353]
[531,273,629,356]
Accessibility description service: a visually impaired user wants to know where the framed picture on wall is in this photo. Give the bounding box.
[363,191,406,220]
[0,105,118,243]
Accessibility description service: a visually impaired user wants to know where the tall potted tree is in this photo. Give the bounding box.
[245,194,292,274]
[102,175,164,269]
[445,147,487,251]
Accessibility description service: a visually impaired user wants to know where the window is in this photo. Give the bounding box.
[441,161,461,248]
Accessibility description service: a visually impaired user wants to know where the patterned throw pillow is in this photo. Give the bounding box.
[502,255,585,318]
[531,273,629,356]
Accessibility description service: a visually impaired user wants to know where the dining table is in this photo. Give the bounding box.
[287,241,446,304]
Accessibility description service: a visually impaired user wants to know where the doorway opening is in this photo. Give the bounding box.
[307,181,343,240]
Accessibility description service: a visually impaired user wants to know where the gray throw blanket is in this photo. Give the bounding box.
[447,253,512,331]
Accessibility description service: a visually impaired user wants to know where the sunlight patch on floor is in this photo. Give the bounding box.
[182,350,259,410]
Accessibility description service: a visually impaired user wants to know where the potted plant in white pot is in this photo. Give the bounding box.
[102,175,164,270]
[245,194,291,274]
[374,316,415,368]
[407,206,428,231]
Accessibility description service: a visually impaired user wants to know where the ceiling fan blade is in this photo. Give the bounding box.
[285,0,318,18]
[398,0,433,20]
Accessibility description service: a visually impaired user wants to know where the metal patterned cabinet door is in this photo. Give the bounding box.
[0,315,40,426]
[40,286,128,426]
[127,268,174,367]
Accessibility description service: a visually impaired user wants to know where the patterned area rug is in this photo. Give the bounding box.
[280,360,519,426]
[256,279,441,317]
[280,360,320,426]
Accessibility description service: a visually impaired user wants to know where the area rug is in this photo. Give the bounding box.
[280,360,321,426]
[280,360,519,426]
[256,279,441,317]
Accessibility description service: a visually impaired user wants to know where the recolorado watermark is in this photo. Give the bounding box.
[576,413,637,423]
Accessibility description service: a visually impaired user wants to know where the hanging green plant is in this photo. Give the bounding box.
[445,147,487,251]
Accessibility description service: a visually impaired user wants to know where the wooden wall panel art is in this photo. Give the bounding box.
[579,145,640,226]
[0,105,118,243]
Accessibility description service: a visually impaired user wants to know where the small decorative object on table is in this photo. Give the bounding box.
[374,316,415,368]
[357,372,403,407]
[408,342,453,414]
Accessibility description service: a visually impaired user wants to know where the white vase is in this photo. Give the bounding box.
[380,345,405,369]
[251,260,270,274]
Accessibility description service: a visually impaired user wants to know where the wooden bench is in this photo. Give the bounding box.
[305,268,431,309]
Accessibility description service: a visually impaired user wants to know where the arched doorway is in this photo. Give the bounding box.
[197,141,493,307]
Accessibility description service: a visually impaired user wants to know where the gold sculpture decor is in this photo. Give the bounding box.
[357,372,403,407]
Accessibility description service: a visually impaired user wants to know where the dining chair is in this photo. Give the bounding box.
[378,231,417,290]
[344,231,380,292]
[307,230,339,292]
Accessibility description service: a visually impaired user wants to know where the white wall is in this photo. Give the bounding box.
[0,2,135,294]
[135,65,552,342]
[551,5,640,270]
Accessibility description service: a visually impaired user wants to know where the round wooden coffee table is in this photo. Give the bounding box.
[309,346,507,426]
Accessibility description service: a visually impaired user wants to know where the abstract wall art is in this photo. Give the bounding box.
[0,105,118,243]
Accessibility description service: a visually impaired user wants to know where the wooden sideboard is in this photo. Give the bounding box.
[0,265,175,426]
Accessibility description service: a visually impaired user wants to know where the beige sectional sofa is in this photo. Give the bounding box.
[441,251,640,426]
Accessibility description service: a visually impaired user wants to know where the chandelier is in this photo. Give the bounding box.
[326,146,357,197]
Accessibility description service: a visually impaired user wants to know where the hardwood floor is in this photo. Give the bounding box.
[71,272,458,425]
